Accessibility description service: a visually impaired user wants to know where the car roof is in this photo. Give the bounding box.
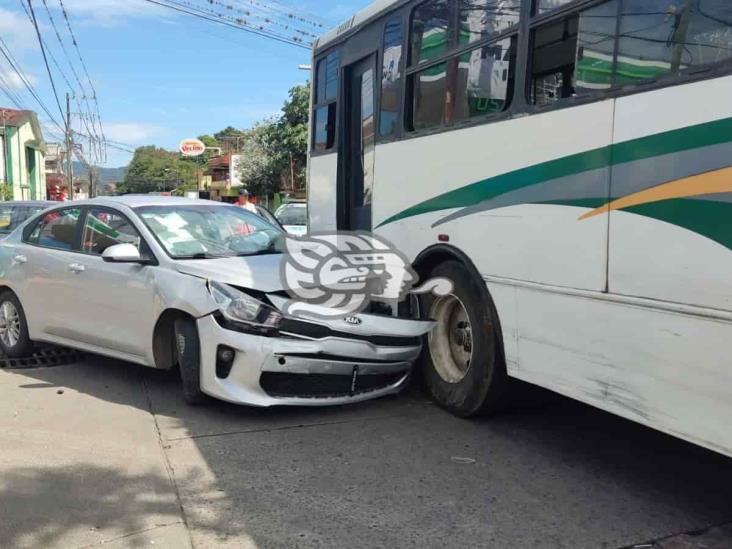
[0,200,56,206]
[66,196,229,209]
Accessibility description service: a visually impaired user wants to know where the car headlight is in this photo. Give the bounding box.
[207,280,282,330]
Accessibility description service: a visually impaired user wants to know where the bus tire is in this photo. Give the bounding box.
[174,317,207,406]
[418,260,508,417]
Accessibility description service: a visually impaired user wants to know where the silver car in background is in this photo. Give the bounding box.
[0,196,432,406]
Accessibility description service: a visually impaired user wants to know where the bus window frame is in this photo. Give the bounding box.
[311,48,341,156]
[310,0,732,147]
[404,0,523,134]
[377,15,407,144]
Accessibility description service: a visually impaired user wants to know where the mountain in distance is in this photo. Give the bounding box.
[72,161,127,184]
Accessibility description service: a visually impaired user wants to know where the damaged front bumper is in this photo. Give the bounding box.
[196,309,434,407]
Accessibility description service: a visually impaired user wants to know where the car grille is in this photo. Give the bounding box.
[279,318,421,347]
[259,371,406,399]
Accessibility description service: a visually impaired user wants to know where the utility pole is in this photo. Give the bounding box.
[88,165,95,198]
[65,92,74,200]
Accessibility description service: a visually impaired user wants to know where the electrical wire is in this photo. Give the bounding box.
[26,0,67,129]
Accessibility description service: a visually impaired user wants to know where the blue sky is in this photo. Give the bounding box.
[0,0,371,167]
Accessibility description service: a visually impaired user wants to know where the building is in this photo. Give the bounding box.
[0,108,47,201]
[204,153,244,200]
[44,142,67,201]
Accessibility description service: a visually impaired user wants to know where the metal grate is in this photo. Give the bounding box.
[0,345,85,370]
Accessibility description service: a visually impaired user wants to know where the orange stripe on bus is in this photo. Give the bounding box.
[579,166,732,221]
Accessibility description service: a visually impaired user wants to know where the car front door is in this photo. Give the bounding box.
[67,207,158,360]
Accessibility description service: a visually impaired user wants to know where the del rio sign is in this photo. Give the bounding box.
[179,138,206,157]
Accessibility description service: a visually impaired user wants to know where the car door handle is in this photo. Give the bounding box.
[12,255,27,265]
[68,263,85,274]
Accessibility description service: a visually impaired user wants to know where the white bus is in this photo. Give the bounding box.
[307,0,732,457]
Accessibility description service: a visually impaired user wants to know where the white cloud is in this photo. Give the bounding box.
[58,0,173,26]
[0,7,39,51]
[1,70,35,91]
[104,122,164,143]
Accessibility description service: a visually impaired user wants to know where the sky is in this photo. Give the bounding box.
[0,0,371,167]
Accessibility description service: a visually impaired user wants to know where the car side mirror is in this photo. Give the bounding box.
[102,243,148,264]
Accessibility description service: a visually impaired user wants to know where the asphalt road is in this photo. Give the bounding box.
[2,357,732,548]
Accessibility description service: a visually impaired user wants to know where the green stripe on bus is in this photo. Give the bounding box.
[377,116,732,228]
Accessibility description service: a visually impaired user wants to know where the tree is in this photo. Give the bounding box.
[235,84,310,196]
[197,134,220,148]
[119,146,198,194]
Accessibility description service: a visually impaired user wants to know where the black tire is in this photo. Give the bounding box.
[174,317,207,405]
[0,290,34,358]
[418,260,509,417]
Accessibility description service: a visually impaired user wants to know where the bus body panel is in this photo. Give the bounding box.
[609,76,732,310]
[308,153,338,232]
[373,100,616,292]
[507,281,732,457]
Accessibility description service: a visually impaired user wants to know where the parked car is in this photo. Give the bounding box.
[254,204,284,230]
[0,196,432,406]
[274,202,307,236]
[0,201,56,239]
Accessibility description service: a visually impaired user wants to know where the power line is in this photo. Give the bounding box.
[26,0,67,130]
[0,36,65,132]
[57,0,107,161]
[142,0,312,48]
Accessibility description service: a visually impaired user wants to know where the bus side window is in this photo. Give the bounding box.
[529,0,732,106]
[408,0,521,132]
[529,1,618,106]
[313,50,340,152]
[379,17,404,138]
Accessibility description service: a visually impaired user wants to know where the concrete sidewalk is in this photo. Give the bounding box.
[0,361,191,549]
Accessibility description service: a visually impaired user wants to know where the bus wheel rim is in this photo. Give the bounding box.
[428,294,473,384]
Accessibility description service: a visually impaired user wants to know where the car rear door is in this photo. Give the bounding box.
[6,206,85,342]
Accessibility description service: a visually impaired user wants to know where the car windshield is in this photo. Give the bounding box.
[275,204,306,226]
[136,204,284,259]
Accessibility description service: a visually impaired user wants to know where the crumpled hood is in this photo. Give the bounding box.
[175,254,286,293]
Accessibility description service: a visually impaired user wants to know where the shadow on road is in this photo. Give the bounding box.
[5,356,732,548]
[0,464,210,548]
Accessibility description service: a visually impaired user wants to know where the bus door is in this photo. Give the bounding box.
[340,54,376,232]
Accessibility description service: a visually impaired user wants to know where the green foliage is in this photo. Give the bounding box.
[197,134,220,148]
[119,146,198,194]
[213,126,245,142]
[0,183,12,201]
[236,84,310,196]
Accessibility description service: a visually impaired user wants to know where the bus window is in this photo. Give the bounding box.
[616,0,732,85]
[313,50,340,152]
[380,17,404,138]
[535,0,576,16]
[529,1,617,105]
[408,0,521,131]
[530,0,732,105]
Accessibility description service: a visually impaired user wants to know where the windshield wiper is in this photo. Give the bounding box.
[177,252,235,260]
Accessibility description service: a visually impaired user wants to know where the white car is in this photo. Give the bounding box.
[0,196,432,406]
[274,202,307,236]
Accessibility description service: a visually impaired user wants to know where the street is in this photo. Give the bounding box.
[2,357,732,549]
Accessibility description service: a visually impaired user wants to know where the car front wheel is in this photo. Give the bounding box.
[0,291,34,358]
[174,317,207,405]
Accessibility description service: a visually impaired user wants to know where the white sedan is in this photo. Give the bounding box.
[0,196,432,406]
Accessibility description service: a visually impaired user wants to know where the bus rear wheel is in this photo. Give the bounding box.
[418,260,508,417]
